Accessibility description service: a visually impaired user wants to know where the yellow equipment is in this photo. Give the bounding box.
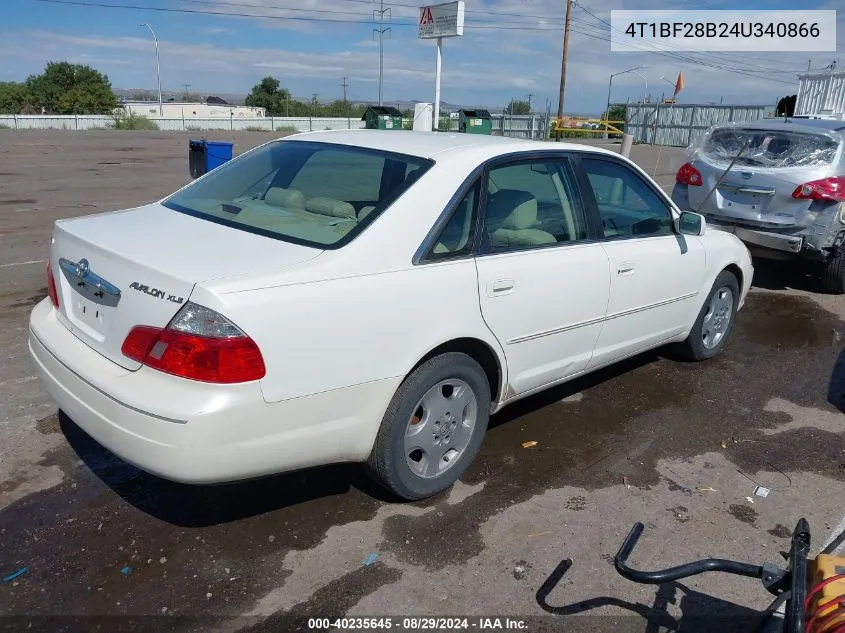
[806,554,845,633]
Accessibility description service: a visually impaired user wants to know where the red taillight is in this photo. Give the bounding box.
[46,260,59,308]
[121,307,266,384]
[676,162,703,186]
[791,176,845,201]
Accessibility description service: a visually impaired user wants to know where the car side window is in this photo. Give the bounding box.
[427,181,480,260]
[580,158,673,239]
[484,159,588,253]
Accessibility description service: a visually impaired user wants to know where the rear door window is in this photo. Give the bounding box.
[702,127,840,168]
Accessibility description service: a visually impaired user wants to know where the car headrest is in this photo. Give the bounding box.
[264,187,305,209]
[489,189,538,230]
[306,196,356,220]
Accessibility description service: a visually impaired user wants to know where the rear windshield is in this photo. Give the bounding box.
[701,127,840,168]
[164,140,433,249]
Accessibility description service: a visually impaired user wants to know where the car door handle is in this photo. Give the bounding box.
[487,279,515,296]
[617,264,635,276]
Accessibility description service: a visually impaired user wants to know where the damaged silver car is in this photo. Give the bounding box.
[672,119,845,293]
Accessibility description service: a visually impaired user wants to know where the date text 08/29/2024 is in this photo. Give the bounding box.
[306,617,528,630]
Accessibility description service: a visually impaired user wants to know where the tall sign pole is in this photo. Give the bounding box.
[419,1,464,131]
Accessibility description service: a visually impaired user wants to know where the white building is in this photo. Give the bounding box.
[795,70,845,119]
[118,101,266,118]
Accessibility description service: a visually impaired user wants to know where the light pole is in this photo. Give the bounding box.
[605,65,648,136]
[140,23,163,117]
[632,71,648,104]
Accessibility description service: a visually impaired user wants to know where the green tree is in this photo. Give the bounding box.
[504,99,530,115]
[244,76,292,116]
[25,62,118,114]
[601,104,627,132]
[0,82,31,114]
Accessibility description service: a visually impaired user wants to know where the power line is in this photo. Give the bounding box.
[566,24,795,86]
[34,0,414,25]
[577,3,802,79]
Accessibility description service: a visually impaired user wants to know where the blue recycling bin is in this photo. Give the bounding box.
[206,141,234,170]
[189,139,234,178]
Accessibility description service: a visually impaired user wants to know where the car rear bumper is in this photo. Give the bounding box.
[29,298,398,484]
[705,220,804,254]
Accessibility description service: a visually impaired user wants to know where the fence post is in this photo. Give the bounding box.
[687,106,696,147]
[75,114,78,130]
[13,114,17,130]
[652,103,661,146]
[309,115,312,132]
[270,116,274,132]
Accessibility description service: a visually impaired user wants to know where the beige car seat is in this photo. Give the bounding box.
[264,187,305,210]
[487,190,556,249]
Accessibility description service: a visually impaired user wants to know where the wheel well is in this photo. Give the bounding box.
[411,338,502,402]
[724,263,743,289]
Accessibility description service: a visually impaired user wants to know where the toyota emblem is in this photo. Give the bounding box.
[76,258,89,279]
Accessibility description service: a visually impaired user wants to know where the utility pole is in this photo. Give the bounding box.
[527,93,534,113]
[182,83,191,101]
[556,0,573,140]
[341,76,349,103]
[373,0,391,106]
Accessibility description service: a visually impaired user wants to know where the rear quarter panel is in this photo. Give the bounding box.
[191,259,506,404]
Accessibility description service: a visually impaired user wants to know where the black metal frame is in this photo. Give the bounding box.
[612,519,811,633]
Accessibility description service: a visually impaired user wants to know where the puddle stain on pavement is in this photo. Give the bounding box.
[0,292,842,621]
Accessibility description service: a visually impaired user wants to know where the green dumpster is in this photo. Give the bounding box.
[458,109,492,135]
[362,106,403,130]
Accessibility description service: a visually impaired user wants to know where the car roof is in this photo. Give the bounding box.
[279,129,620,161]
[717,118,845,134]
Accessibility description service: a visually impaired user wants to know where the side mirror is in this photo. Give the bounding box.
[678,211,706,236]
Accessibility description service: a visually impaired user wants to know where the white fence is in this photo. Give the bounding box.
[624,104,771,147]
[0,114,367,132]
[0,114,553,139]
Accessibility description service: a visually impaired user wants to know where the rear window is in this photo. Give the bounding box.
[163,140,433,249]
[701,127,840,169]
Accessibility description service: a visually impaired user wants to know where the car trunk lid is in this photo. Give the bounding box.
[50,203,322,370]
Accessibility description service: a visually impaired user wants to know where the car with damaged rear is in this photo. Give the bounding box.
[672,119,845,293]
[29,130,753,501]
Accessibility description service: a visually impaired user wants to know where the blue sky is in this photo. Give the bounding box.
[0,0,842,113]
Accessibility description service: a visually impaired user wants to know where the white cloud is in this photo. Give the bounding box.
[1,0,841,111]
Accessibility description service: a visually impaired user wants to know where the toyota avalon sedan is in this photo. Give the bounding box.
[29,130,753,500]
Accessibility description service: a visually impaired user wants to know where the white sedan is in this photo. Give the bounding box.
[29,130,753,500]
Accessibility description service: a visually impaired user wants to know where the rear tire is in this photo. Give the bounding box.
[822,249,845,295]
[366,352,491,501]
[676,271,740,361]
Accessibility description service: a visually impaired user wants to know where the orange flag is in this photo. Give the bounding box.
[673,71,684,97]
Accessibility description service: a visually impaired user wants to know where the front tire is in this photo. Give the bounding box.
[822,249,845,294]
[676,271,740,361]
[366,352,491,500]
